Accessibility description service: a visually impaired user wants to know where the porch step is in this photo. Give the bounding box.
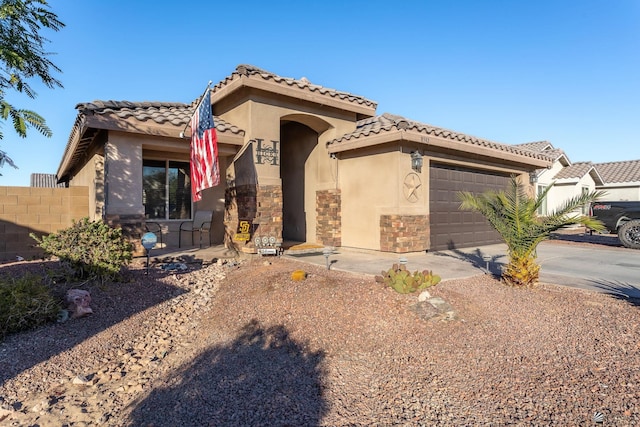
[283,243,325,255]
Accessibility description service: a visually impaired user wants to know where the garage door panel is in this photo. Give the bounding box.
[430,163,509,250]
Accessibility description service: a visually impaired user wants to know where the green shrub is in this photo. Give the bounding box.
[376,263,441,294]
[0,273,61,340]
[31,217,133,281]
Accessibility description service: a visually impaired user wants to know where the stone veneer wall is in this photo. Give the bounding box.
[316,189,341,247]
[225,184,282,253]
[380,214,429,253]
[224,183,257,251]
[0,186,89,262]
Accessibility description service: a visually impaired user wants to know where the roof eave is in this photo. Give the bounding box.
[328,129,552,169]
[212,74,377,118]
[588,168,605,186]
[597,181,640,188]
[56,115,87,181]
[56,113,245,182]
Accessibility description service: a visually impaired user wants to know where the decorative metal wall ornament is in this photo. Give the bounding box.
[255,138,280,165]
[403,173,422,203]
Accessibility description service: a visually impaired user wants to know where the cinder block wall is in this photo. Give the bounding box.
[0,186,89,262]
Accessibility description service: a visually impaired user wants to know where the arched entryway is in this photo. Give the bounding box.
[280,121,317,242]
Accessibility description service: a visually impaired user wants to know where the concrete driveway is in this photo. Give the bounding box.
[285,233,640,300]
[439,236,640,300]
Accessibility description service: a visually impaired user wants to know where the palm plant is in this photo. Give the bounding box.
[458,176,605,288]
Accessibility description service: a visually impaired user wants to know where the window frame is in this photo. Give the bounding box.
[581,186,590,215]
[142,158,192,221]
[537,184,548,216]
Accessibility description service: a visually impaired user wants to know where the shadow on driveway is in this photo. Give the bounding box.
[433,246,506,278]
[586,278,640,306]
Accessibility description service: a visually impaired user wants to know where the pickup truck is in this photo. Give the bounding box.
[590,201,640,249]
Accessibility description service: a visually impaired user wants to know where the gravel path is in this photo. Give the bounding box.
[1,255,639,426]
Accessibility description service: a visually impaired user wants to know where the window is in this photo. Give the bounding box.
[143,160,191,220]
[537,185,547,215]
[581,186,589,215]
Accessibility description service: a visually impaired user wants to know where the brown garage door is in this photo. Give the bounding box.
[429,163,510,251]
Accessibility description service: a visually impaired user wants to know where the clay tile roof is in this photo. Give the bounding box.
[594,160,640,184]
[553,161,594,180]
[213,64,377,110]
[515,141,553,152]
[329,112,553,162]
[75,100,244,135]
[514,141,567,162]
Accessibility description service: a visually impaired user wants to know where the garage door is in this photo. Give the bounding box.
[429,163,510,251]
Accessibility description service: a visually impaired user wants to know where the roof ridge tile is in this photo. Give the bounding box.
[212,64,377,109]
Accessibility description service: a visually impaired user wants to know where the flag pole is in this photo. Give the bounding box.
[179,80,213,138]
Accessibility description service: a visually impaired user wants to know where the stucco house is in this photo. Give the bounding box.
[518,141,640,216]
[593,160,640,201]
[516,141,603,215]
[55,64,551,254]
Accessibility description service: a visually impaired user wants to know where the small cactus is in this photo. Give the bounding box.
[376,264,441,294]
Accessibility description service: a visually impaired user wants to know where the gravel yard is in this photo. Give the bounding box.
[1,252,639,426]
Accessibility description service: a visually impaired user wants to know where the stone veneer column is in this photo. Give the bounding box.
[316,189,341,247]
[380,214,429,253]
[225,184,282,253]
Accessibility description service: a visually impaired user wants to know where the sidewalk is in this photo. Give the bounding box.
[282,245,506,281]
[144,243,500,282]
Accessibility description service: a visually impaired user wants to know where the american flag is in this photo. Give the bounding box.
[190,88,220,202]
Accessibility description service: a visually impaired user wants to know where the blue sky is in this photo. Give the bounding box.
[1,0,639,186]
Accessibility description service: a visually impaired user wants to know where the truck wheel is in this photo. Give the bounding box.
[619,220,640,249]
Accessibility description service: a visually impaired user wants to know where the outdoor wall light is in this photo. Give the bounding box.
[529,171,538,184]
[410,151,423,172]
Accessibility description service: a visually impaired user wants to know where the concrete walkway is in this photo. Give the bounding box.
[144,236,640,300]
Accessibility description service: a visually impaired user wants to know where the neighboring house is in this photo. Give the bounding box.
[30,173,66,188]
[593,160,640,201]
[55,64,551,253]
[516,141,603,215]
[518,141,640,214]
[549,162,603,215]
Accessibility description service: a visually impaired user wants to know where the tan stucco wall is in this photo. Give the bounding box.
[104,132,144,217]
[339,147,428,250]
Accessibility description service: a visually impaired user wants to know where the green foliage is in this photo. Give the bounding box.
[31,217,133,281]
[0,0,64,168]
[0,272,60,339]
[458,176,606,287]
[0,0,65,96]
[376,263,441,294]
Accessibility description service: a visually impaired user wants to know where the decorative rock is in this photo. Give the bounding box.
[291,270,307,281]
[418,290,431,302]
[67,289,93,318]
[72,375,90,385]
